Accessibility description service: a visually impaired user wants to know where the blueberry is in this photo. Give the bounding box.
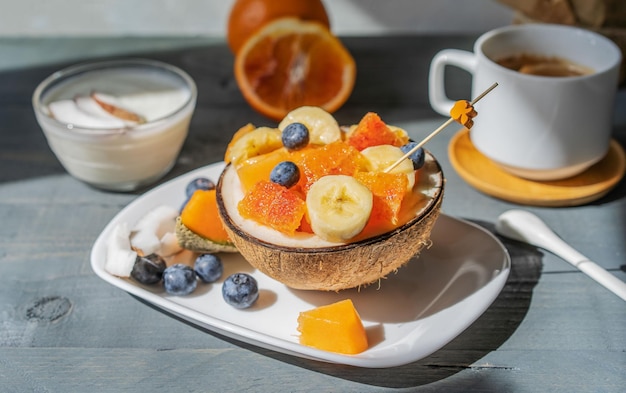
[131,254,166,285]
[185,177,215,198]
[194,254,223,283]
[163,264,197,295]
[400,142,425,169]
[282,122,310,150]
[270,161,300,188]
[222,273,259,309]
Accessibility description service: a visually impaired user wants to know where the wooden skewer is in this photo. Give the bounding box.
[383,82,499,173]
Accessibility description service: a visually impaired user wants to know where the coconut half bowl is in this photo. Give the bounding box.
[216,150,444,291]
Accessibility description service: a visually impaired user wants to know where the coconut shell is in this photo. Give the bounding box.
[216,153,444,291]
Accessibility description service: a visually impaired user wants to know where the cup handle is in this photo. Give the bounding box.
[428,49,477,116]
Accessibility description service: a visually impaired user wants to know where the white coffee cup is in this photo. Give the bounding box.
[429,24,622,180]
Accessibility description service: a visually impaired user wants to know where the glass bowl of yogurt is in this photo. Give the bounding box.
[32,58,197,191]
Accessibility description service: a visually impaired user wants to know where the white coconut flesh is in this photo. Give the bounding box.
[219,151,443,249]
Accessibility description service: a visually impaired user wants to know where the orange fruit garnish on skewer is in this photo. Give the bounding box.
[450,99,477,129]
[234,18,356,121]
[227,0,330,55]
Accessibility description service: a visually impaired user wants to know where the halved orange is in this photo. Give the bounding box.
[234,18,356,121]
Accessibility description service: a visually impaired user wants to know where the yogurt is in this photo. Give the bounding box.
[33,59,197,191]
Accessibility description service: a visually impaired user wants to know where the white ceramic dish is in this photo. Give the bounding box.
[33,59,197,191]
[90,162,510,368]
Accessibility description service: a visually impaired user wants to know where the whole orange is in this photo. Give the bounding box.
[227,0,330,54]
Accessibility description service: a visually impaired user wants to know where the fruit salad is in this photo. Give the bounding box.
[221,106,438,245]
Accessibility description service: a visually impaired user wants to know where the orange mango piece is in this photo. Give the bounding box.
[236,148,290,192]
[180,189,232,244]
[297,299,369,355]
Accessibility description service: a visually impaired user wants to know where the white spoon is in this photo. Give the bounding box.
[496,209,626,302]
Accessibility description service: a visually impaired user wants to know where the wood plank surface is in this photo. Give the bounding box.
[0,36,625,392]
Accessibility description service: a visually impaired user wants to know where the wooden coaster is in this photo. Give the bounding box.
[448,128,626,206]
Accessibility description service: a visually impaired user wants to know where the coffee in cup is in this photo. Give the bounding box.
[496,53,594,77]
[429,24,621,181]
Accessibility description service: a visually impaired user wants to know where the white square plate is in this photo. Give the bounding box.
[90,162,510,368]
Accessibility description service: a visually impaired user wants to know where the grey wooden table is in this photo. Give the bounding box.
[1,35,625,393]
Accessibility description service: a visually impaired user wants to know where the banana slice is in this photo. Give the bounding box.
[361,145,415,190]
[306,175,373,242]
[278,106,341,145]
[225,126,283,166]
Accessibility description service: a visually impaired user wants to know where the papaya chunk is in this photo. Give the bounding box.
[297,299,369,355]
[180,189,232,244]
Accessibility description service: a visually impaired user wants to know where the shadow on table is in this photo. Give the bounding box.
[138,220,543,389]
